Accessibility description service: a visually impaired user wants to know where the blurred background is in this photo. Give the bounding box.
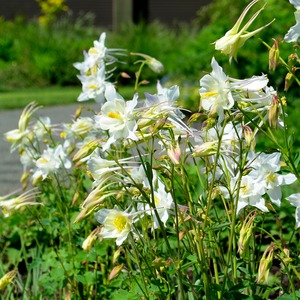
[0,0,297,112]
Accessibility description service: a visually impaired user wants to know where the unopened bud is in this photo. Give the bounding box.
[269,38,280,71]
[120,72,131,79]
[74,106,83,120]
[284,72,294,92]
[109,264,124,280]
[192,141,218,157]
[288,53,298,68]
[256,243,276,284]
[147,57,164,73]
[243,125,255,149]
[131,52,164,73]
[82,227,100,251]
[268,95,280,128]
[167,143,181,165]
[113,248,123,264]
[73,139,99,162]
[0,270,17,291]
[238,212,256,258]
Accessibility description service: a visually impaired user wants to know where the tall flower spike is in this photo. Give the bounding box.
[214,0,274,62]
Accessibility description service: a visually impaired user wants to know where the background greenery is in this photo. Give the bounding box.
[1,0,299,143]
[0,0,296,90]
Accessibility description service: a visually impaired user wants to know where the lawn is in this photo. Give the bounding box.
[0,85,156,110]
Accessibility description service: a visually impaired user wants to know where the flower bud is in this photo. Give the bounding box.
[131,52,164,73]
[82,227,100,251]
[73,139,100,162]
[256,243,276,284]
[284,72,294,92]
[0,270,17,291]
[109,264,124,280]
[238,212,256,258]
[192,141,218,157]
[242,125,256,150]
[268,95,280,128]
[269,38,280,71]
[147,57,164,73]
[167,143,181,165]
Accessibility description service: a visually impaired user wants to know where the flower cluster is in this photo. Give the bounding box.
[74,33,125,104]
[3,2,300,297]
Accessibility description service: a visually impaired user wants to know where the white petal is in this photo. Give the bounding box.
[286,193,300,207]
[284,11,300,42]
[281,173,297,185]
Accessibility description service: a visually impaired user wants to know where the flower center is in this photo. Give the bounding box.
[113,215,127,232]
[201,91,218,99]
[154,196,160,205]
[88,83,97,89]
[241,184,250,195]
[39,157,49,164]
[88,47,98,55]
[266,172,276,183]
[107,111,122,119]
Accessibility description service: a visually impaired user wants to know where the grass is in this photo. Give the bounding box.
[0,84,156,110]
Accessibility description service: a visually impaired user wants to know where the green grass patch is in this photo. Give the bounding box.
[0,84,156,110]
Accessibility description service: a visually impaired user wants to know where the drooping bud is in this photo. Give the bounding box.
[82,227,100,251]
[269,38,280,71]
[192,141,218,157]
[0,270,17,291]
[284,71,294,92]
[256,243,276,284]
[242,124,255,149]
[268,95,280,128]
[238,212,256,258]
[167,143,181,165]
[109,264,124,280]
[73,139,100,162]
[131,52,164,73]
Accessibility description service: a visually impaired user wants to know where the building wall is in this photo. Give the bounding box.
[149,0,211,25]
[0,0,209,27]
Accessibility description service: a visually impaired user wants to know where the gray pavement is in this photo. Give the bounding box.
[0,103,98,195]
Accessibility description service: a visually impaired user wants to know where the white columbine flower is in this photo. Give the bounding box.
[32,116,52,139]
[87,32,107,66]
[95,207,135,246]
[247,152,297,206]
[5,102,40,152]
[214,0,274,62]
[144,179,174,229]
[0,189,41,217]
[77,66,110,104]
[286,193,300,228]
[70,117,94,137]
[32,145,71,181]
[222,174,267,214]
[200,57,234,123]
[284,0,300,42]
[95,85,138,150]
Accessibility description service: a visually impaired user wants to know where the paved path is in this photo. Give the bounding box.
[0,103,97,195]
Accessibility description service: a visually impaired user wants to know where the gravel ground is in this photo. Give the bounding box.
[0,103,98,195]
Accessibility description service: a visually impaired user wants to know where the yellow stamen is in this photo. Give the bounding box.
[107,112,122,119]
[39,157,49,164]
[241,184,250,195]
[154,196,160,204]
[201,91,218,99]
[266,173,276,183]
[88,84,97,89]
[113,215,127,232]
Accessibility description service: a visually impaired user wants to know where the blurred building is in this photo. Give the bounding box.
[0,0,210,28]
